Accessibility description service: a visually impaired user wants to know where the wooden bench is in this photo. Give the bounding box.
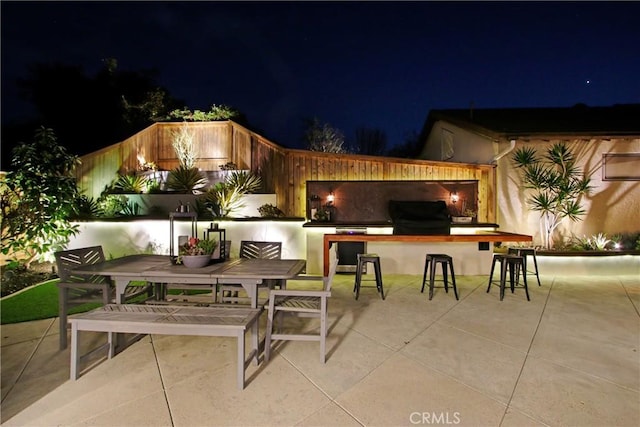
[69,304,262,390]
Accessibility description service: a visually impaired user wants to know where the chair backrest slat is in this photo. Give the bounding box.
[324,246,339,292]
[240,241,282,260]
[55,246,107,284]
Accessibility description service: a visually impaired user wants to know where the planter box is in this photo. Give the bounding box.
[536,250,640,276]
[128,194,198,216]
[126,193,277,218]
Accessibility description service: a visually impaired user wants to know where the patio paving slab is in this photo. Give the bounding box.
[1,274,638,426]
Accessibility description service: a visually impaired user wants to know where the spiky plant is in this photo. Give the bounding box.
[72,195,101,219]
[166,166,207,194]
[203,171,262,217]
[204,182,245,218]
[225,170,262,194]
[511,142,592,249]
[114,174,149,193]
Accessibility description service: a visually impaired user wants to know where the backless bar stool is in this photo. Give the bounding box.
[487,253,530,301]
[508,247,541,286]
[354,253,385,300]
[421,254,458,300]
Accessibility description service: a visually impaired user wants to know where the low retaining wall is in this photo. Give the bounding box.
[536,251,640,276]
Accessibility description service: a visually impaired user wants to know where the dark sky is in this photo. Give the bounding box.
[2,1,640,150]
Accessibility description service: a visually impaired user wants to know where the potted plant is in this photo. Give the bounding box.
[451,200,476,223]
[178,237,218,268]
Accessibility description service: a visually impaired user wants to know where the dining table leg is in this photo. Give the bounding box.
[238,281,260,309]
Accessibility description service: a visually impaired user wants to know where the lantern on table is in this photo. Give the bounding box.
[169,211,197,264]
[206,222,227,263]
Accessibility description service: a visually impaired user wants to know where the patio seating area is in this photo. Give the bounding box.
[2,273,639,426]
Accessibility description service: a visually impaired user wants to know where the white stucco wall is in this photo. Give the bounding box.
[68,219,307,261]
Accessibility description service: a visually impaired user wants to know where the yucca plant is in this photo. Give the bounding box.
[114,174,149,193]
[225,170,262,194]
[167,166,207,194]
[511,142,592,249]
[203,170,262,217]
[120,200,142,217]
[204,182,244,218]
[72,195,101,219]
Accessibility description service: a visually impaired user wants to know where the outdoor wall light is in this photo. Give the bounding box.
[450,191,459,204]
[326,191,335,205]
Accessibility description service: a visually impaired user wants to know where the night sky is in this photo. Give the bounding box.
[2,1,639,150]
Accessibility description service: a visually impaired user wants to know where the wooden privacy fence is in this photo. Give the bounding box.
[76,121,496,221]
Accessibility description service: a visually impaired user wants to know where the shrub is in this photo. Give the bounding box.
[1,127,81,266]
[258,204,284,218]
[172,124,197,169]
[164,105,240,122]
[97,194,129,217]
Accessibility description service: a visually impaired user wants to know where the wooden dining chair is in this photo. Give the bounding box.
[218,240,282,304]
[264,245,338,363]
[54,246,153,350]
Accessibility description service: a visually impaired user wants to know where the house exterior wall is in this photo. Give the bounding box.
[498,137,640,247]
[420,121,640,246]
[421,120,496,163]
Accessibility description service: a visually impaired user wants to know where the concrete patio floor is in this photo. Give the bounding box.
[1,273,639,426]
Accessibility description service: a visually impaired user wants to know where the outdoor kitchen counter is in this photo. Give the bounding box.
[321,231,533,276]
[303,222,499,228]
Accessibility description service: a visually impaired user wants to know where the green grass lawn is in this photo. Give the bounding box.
[1,280,213,324]
[0,279,103,324]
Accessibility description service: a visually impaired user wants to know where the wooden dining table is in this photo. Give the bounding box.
[71,254,307,309]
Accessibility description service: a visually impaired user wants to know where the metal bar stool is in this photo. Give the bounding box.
[486,254,530,301]
[508,247,541,286]
[353,253,385,300]
[421,254,458,300]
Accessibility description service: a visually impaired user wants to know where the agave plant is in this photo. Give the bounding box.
[166,166,207,194]
[589,233,611,251]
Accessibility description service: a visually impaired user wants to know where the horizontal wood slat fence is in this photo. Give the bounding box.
[76,121,496,221]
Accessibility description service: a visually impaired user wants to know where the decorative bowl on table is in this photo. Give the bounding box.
[180,255,211,268]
